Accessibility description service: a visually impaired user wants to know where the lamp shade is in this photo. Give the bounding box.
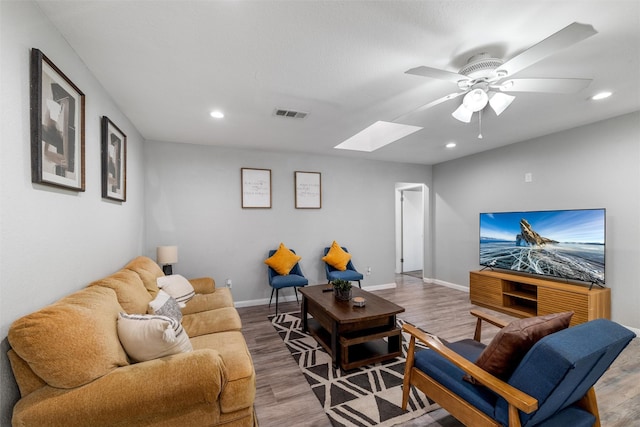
[157,246,178,265]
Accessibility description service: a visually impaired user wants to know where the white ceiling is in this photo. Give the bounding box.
[36,0,640,165]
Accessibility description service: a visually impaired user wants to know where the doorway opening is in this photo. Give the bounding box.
[395,183,426,279]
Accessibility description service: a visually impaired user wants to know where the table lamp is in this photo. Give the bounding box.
[157,246,178,275]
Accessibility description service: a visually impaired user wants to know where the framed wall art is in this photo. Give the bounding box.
[30,48,85,191]
[101,116,127,201]
[241,168,271,208]
[295,171,321,209]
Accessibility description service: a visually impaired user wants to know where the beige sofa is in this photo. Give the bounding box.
[7,256,256,426]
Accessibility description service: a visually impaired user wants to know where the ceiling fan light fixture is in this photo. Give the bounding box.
[462,88,489,112]
[489,92,516,116]
[452,104,473,123]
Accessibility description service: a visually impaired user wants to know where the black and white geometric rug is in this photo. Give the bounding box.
[269,311,442,427]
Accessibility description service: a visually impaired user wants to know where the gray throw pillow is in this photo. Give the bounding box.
[148,290,183,322]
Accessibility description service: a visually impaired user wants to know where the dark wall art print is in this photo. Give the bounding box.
[101,117,127,201]
[30,48,85,191]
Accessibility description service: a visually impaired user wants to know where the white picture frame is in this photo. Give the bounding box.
[241,168,271,208]
[295,171,321,209]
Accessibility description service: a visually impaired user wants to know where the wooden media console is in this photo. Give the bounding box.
[469,270,610,326]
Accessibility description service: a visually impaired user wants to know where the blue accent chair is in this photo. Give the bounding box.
[402,310,636,427]
[267,249,308,314]
[323,246,364,288]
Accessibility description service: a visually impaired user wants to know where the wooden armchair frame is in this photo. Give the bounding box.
[401,310,601,427]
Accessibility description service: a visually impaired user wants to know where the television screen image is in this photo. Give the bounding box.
[479,209,605,285]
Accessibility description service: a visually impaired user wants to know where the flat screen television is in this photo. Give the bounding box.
[479,208,605,285]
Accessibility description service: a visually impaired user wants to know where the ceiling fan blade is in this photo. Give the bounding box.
[500,78,593,93]
[393,91,466,123]
[497,22,597,78]
[405,65,469,84]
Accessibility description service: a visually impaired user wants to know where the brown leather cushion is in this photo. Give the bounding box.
[468,311,573,383]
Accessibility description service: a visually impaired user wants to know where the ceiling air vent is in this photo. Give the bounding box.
[274,108,308,119]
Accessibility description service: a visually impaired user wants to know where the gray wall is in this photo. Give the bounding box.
[0,1,146,423]
[2,0,638,424]
[432,112,640,328]
[144,141,432,302]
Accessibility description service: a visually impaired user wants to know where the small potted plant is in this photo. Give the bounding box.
[332,279,353,301]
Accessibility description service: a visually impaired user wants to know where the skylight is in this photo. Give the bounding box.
[334,121,423,152]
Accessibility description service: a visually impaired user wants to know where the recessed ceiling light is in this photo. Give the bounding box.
[591,91,612,101]
[445,142,457,149]
[334,121,422,152]
[210,110,224,119]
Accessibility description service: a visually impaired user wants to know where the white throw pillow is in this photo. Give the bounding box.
[156,274,195,307]
[117,313,192,362]
[148,290,183,322]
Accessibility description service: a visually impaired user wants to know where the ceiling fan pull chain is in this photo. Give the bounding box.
[478,110,483,139]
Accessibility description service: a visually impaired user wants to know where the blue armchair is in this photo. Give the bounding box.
[267,249,308,314]
[323,246,364,288]
[402,310,635,427]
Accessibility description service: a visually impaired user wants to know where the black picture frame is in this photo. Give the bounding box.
[101,116,127,201]
[30,48,85,191]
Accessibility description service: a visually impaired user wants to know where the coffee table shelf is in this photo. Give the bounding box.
[306,318,332,354]
[307,318,402,370]
[340,327,402,370]
[299,285,405,371]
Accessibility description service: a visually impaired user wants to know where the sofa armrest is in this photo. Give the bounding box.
[470,309,510,341]
[12,349,227,427]
[189,277,216,294]
[402,324,538,415]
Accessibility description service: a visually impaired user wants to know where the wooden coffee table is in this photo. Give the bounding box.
[299,285,405,370]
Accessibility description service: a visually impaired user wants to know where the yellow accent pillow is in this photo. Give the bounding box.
[264,243,302,275]
[322,241,352,271]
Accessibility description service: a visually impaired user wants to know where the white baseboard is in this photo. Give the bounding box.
[425,277,469,293]
[234,283,396,308]
[234,290,302,308]
[234,298,272,308]
[364,283,396,291]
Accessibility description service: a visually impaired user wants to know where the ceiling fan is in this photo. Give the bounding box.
[401,22,598,136]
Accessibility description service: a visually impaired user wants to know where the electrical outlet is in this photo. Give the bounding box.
[225,279,232,288]
[525,172,533,183]
[366,267,372,276]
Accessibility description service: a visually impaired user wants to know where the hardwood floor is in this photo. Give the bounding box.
[236,275,640,427]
